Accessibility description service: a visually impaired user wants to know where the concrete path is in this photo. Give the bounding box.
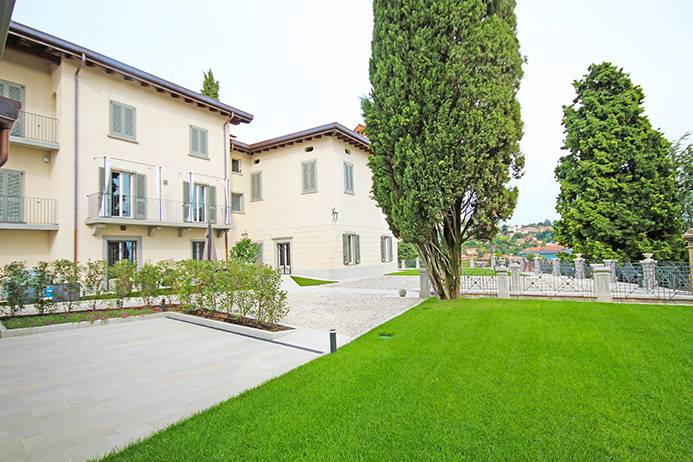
[0,318,318,462]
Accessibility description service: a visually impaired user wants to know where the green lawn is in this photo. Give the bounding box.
[1,307,158,329]
[290,275,335,286]
[389,267,495,276]
[98,298,691,461]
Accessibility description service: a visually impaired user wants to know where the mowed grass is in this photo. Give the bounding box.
[99,298,692,461]
[389,267,495,276]
[290,275,335,286]
[1,307,157,329]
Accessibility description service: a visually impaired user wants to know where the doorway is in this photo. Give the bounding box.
[277,242,291,274]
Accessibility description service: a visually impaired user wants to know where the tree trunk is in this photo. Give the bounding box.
[417,203,463,300]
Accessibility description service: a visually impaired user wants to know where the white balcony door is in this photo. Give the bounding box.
[110,171,133,218]
[192,184,206,223]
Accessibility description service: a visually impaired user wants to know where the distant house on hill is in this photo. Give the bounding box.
[520,243,571,260]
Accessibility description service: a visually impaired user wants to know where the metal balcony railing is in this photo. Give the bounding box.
[11,111,59,145]
[0,195,58,225]
[86,193,231,226]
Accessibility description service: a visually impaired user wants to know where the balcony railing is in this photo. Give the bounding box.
[11,111,59,145]
[0,195,58,226]
[86,193,231,227]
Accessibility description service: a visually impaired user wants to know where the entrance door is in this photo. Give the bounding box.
[277,242,291,274]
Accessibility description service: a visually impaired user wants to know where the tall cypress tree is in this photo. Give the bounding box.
[554,63,684,261]
[201,69,220,100]
[362,0,524,299]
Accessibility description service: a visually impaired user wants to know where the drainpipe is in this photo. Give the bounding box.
[223,114,233,260]
[0,126,9,167]
[73,53,86,265]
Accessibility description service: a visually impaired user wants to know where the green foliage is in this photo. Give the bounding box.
[201,69,220,100]
[362,0,524,299]
[397,241,418,262]
[290,276,334,286]
[253,265,288,326]
[230,238,261,264]
[135,262,163,307]
[52,259,81,310]
[554,63,685,261]
[173,259,215,313]
[156,259,177,289]
[100,298,691,462]
[669,133,693,227]
[82,260,107,310]
[110,260,137,306]
[31,261,54,315]
[2,261,30,316]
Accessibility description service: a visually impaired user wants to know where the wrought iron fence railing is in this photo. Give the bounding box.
[10,111,59,145]
[0,195,58,225]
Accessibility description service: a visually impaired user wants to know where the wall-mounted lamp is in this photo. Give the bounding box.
[331,207,339,222]
[42,153,51,164]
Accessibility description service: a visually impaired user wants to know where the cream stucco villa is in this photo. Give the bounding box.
[0,22,397,279]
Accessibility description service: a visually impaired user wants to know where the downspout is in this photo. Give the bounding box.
[223,114,233,260]
[0,125,10,167]
[73,53,86,265]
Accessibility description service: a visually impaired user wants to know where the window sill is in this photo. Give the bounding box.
[250,198,263,203]
[189,152,210,160]
[231,210,245,214]
[301,190,318,195]
[344,191,355,196]
[232,171,243,176]
[107,134,138,144]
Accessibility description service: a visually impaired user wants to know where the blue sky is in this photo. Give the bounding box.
[10,0,693,224]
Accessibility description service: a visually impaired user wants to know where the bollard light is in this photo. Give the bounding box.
[329,329,337,353]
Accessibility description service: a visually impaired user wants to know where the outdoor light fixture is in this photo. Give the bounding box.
[331,207,339,222]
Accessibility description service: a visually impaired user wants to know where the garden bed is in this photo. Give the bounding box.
[191,309,291,332]
[0,306,171,329]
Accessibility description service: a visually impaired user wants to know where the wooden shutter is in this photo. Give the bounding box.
[380,236,386,262]
[200,129,208,155]
[110,102,122,135]
[190,127,199,153]
[387,237,393,262]
[309,161,317,191]
[251,173,262,201]
[0,171,6,222]
[0,171,24,223]
[343,233,349,265]
[354,234,361,264]
[208,185,217,223]
[183,181,190,222]
[123,106,135,138]
[256,242,263,264]
[134,174,147,219]
[7,83,24,137]
[302,162,310,192]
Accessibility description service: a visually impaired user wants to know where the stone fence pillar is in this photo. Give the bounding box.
[534,256,542,275]
[401,259,405,269]
[497,265,510,298]
[640,253,657,290]
[552,258,561,277]
[469,257,475,268]
[415,257,421,269]
[684,229,693,287]
[418,268,431,298]
[519,258,526,272]
[491,255,497,269]
[509,262,521,292]
[574,254,585,279]
[592,265,612,302]
[603,259,617,283]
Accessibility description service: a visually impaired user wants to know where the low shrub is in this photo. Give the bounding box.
[230,238,261,264]
[82,260,107,310]
[2,261,31,316]
[135,262,162,307]
[110,260,137,307]
[31,261,55,315]
[52,259,81,311]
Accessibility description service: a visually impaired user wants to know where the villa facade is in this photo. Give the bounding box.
[0,22,396,279]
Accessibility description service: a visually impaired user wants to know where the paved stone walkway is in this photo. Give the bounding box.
[0,318,317,462]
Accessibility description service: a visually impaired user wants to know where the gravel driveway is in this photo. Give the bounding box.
[284,276,422,337]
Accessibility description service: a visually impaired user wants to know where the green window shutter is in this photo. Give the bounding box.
[302,162,309,192]
[251,173,262,201]
[98,167,105,193]
[343,233,349,265]
[354,235,361,264]
[380,236,386,262]
[0,81,4,96]
[387,237,393,262]
[1,171,24,223]
[0,171,6,222]
[190,127,199,153]
[208,185,217,223]
[134,174,147,219]
[123,106,135,138]
[110,102,122,135]
[183,181,190,222]
[7,83,24,137]
[309,161,317,191]
[200,129,208,154]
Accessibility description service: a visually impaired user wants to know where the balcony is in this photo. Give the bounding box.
[85,193,232,237]
[0,195,58,230]
[9,111,59,150]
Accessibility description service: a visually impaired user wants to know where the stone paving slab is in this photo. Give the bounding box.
[0,318,318,462]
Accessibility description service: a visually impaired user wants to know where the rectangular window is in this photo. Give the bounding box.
[344,162,354,194]
[109,100,136,141]
[251,172,262,201]
[343,233,361,265]
[191,240,205,260]
[301,160,317,193]
[190,126,208,157]
[106,240,137,266]
[381,236,393,263]
[231,158,242,174]
[231,192,244,212]
[0,79,25,137]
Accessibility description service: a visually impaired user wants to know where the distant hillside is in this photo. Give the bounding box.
[461,220,557,257]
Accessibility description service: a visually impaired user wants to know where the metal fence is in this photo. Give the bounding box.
[0,195,58,225]
[11,111,59,145]
[611,262,692,301]
[460,274,498,296]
